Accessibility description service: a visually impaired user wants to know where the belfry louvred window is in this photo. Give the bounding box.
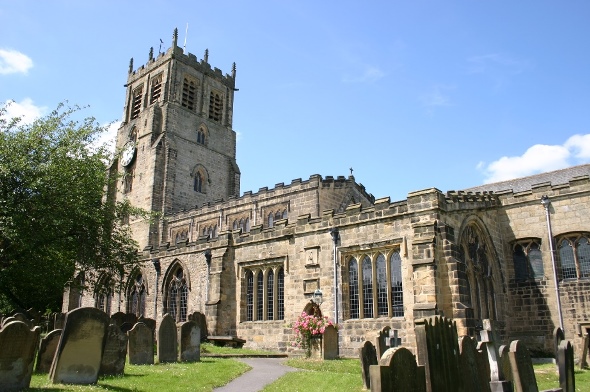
[182,78,196,111]
[131,87,143,119]
[150,75,162,103]
[208,91,222,122]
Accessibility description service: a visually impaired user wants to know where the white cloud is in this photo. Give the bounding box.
[3,98,47,124]
[479,134,590,183]
[420,85,455,108]
[467,53,528,75]
[0,49,33,75]
[342,65,385,83]
[92,121,121,155]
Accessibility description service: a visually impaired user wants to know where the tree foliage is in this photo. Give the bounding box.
[0,103,143,313]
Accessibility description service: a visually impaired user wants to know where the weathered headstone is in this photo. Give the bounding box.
[49,307,110,385]
[580,333,589,369]
[138,316,156,333]
[35,329,62,373]
[360,340,378,389]
[54,313,66,330]
[0,321,40,391]
[498,345,513,384]
[12,312,33,328]
[188,311,208,340]
[178,320,201,362]
[422,316,461,392]
[508,340,539,392]
[157,313,177,363]
[1,316,16,328]
[460,336,483,392]
[128,322,154,365]
[122,313,138,326]
[389,346,418,391]
[120,322,134,334]
[553,327,565,359]
[375,326,391,359]
[323,325,338,359]
[100,324,128,376]
[110,311,125,327]
[557,340,574,392]
[476,341,492,392]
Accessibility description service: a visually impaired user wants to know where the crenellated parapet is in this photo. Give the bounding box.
[126,28,236,90]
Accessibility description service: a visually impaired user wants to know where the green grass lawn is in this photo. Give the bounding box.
[23,354,590,391]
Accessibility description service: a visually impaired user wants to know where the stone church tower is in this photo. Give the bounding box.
[114,29,240,249]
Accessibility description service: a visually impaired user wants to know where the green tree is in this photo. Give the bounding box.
[0,103,143,313]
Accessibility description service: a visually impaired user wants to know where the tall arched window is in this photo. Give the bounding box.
[559,239,576,279]
[267,270,274,320]
[268,213,274,228]
[512,240,543,281]
[166,266,188,322]
[376,254,387,316]
[256,271,264,321]
[362,256,374,318]
[277,268,285,320]
[246,271,254,321]
[127,273,146,317]
[95,275,114,315]
[349,258,359,319]
[194,172,203,193]
[390,251,403,317]
[197,127,206,145]
[576,237,590,278]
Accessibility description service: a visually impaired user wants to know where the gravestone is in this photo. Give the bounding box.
[189,311,208,340]
[480,319,512,392]
[389,346,419,391]
[580,334,589,369]
[498,345,513,384]
[476,341,492,392]
[553,327,565,359]
[323,325,338,359]
[35,329,62,373]
[128,322,154,365]
[99,324,128,376]
[557,340,574,392]
[158,313,177,363]
[138,316,156,333]
[375,326,391,358]
[508,340,539,392]
[178,320,201,362]
[12,312,33,328]
[1,316,16,328]
[49,307,110,385]
[120,322,134,334]
[419,316,461,392]
[460,336,483,392]
[0,321,40,391]
[54,313,66,330]
[360,340,378,389]
[122,313,138,326]
[110,311,125,327]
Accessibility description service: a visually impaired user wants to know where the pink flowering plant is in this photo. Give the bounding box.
[291,312,338,350]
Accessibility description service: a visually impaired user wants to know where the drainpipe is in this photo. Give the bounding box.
[541,195,564,332]
[330,228,340,323]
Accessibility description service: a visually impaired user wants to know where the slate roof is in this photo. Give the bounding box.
[463,164,590,194]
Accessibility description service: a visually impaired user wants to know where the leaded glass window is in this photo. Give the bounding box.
[376,254,388,316]
[362,256,373,318]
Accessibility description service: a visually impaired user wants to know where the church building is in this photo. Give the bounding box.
[63,29,590,357]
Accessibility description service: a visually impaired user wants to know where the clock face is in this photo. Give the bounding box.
[121,142,136,167]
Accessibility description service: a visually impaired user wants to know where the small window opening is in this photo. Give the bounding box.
[131,87,143,119]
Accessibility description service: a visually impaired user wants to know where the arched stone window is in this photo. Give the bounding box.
[165,264,188,322]
[348,258,359,319]
[361,256,374,318]
[256,271,264,321]
[557,233,590,279]
[194,172,203,193]
[376,253,387,316]
[130,85,143,120]
[390,251,403,317]
[243,266,284,322]
[208,91,223,122]
[458,223,499,331]
[127,272,146,317]
[150,74,163,104]
[246,270,254,321]
[95,274,114,315]
[267,270,274,320]
[268,213,274,228]
[512,239,544,281]
[197,126,207,145]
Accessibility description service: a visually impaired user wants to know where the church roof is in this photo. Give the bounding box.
[463,164,590,194]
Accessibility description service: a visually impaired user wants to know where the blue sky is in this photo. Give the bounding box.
[2,1,589,202]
